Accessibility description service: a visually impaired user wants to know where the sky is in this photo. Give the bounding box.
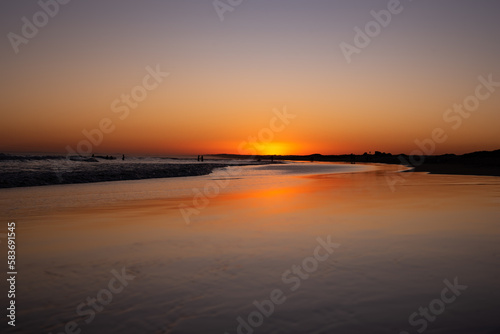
[1,0,499,156]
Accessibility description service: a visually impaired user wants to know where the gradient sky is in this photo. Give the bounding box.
[1,0,499,155]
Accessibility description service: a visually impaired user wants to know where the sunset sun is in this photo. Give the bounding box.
[259,142,291,156]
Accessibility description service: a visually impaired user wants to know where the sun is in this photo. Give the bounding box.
[259,142,291,156]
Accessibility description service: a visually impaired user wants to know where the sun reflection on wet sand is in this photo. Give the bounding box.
[1,163,500,333]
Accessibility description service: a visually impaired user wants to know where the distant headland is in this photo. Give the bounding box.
[215,149,500,177]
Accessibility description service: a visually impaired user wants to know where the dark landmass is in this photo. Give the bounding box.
[216,149,500,177]
[0,162,231,189]
[409,150,500,176]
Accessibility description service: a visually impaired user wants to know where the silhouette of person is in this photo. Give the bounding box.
[201,155,204,162]
[122,154,125,161]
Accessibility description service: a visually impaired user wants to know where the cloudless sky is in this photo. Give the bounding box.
[1,0,499,155]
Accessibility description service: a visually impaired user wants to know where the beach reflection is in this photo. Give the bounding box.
[1,163,500,333]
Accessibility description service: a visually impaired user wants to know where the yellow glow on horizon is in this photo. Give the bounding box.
[258,142,293,156]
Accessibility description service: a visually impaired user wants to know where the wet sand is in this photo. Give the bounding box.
[1,163,499,333]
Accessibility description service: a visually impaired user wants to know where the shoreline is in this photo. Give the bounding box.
[1,155,498,189]
[216,149,500,178]
[0,163,235,189]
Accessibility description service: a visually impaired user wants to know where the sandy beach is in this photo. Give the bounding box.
[1,163,499,334]
[0,154,273,188]
[0,162,230,188]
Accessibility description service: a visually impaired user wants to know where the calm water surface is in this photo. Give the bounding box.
[0,162,499,334]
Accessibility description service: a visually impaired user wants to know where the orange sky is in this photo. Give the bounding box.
[1,1,499,156]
